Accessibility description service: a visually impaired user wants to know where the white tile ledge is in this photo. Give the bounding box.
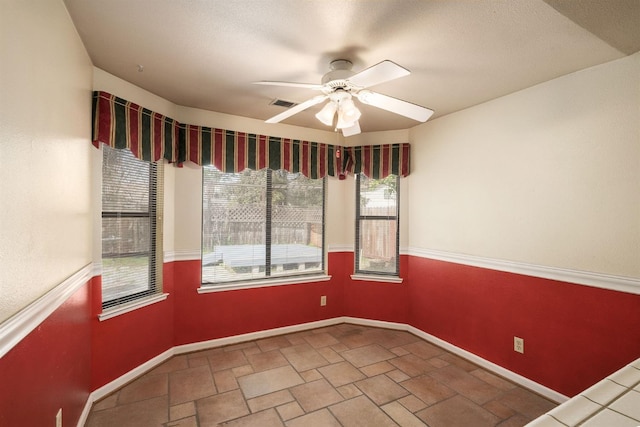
[98,293,169,321]
[198,274,331,293]
[527,361,640,426]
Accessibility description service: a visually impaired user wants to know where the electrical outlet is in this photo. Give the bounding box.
[56,408,62,427]
[514,337,524,354]
[320,295,327,306]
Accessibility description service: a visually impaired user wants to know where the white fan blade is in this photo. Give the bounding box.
[254,81,324,90]
[342,121,361,137]
[356,90,434,122]
[347,60,410,88]
[265,95,327,123]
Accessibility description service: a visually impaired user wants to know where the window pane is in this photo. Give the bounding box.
[102,147,150,213]
[101,145,160,308]
[202,167,267,283]
[358,219,398,274]
[102,255,150,302]
[271,170,323,276]
[359,177,397,217]
[356,174,399,275]
[202,167,325,285]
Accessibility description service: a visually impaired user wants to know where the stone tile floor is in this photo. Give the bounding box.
[86,323,557,426]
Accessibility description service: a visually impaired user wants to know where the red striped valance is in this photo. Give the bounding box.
[92,91,410,179]
[342,143,410,179]
[92,91,179,162]
[181,125,340,179]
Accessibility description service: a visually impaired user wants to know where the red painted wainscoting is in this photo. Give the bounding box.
[407,255,640,397]
[90,264,175,390]
[172,251,348,346]
[343,253,411,324]
[0,278,92,427]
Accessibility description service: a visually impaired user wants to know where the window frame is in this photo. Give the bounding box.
[100,145,163,310]
[354,173,400,277]
[200,167,327,288]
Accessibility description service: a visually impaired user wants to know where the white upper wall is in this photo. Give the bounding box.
[0,0,94,323]
[408,53,640,278]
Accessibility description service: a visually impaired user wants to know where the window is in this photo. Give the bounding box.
[355,174,399,276]
[101,145,163,309]
[202,167,325,285]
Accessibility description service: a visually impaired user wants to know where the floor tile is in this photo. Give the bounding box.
[316,346,344,363]
[87,395,168,427]
[429,364,502,404]
[285,408,342,427]
[300,368,323,382]
[280,343,329,371]
[169,364,216,405]
[256,335,293,352]
[209,349,249,372]
[219,408,285,426]
[246,389,294,413]
[342,344,396,367]
[417,395,500,427]
[290,378,344,412]
[87,324,560,427]
[238,365,304,399]
[304,332,340,348]
[277,401,304,420]
[498,387,557,419]
[91,393,118,411]
[329,395,397,427]
[471,368,517,391]
[398,394,428,412]
[148,355,188,375]
[355,374,410,405]
[170,401,196,420]
[197,389,250,426]
[214,369,239,392]
[360,360,395,377]
[402,340,444,359]
[401,375,456,406]
[390,353,437,377]
[318,361,366,387]
[167,415,198,426]
[337,383,363,399]
[382,401,428,426]
[246,350,289,372]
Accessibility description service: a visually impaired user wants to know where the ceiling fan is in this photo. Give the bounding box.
[255,59,434,137]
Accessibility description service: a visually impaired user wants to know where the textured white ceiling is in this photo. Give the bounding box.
[63,0,640,133]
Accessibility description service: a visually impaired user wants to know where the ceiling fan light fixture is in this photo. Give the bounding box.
[340,98,361,123]
[315,101,337,126]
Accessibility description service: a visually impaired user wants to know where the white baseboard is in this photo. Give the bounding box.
[342,317,569,404]
[78,316,568,425]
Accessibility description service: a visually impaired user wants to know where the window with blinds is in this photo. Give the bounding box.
[202,167,324,285]
[101,145,163,309]
[355,174,399,276]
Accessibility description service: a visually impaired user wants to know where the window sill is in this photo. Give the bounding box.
[198,274,332,293]
[350,274,403,284]
[98,293,169,321]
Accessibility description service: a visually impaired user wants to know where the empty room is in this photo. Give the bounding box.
[1,1,639,426]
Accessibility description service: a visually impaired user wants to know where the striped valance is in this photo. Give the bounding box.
[92,91,179,162]
[342,143,410,179]
[181,125,340,179]
[92,91,410,179]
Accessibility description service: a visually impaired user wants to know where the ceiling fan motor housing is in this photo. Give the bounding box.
[321,59,356,87]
